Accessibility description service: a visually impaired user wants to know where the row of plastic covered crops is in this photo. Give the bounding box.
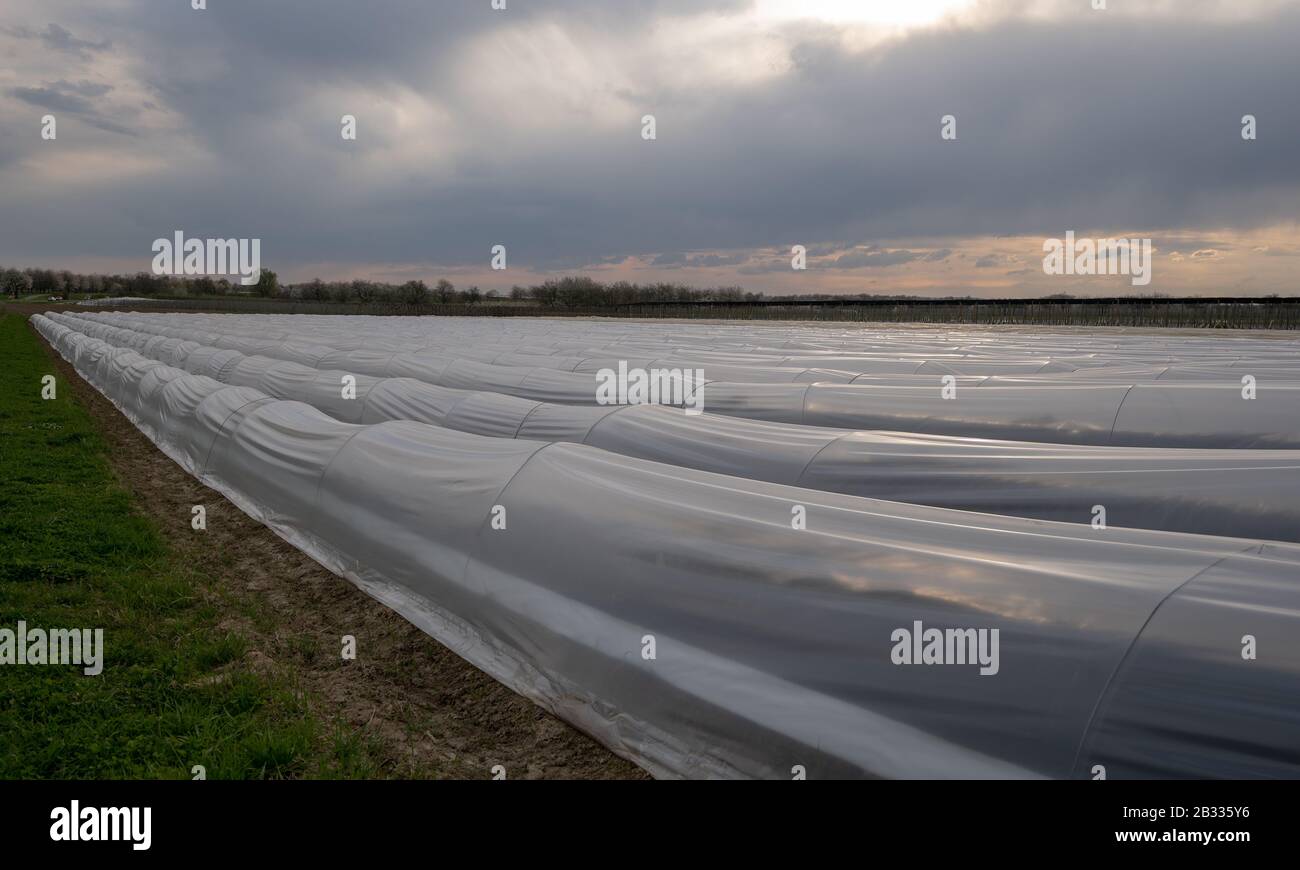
[33,311,1300,779]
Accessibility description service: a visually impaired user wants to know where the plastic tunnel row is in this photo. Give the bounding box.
[51,312,1300,448]
[66,308,1300,369]
[40,312,1300,542]
[31,313,1300,779]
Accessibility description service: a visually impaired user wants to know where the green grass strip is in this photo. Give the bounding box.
[0,313,384,778]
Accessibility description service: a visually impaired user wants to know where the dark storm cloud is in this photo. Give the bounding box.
[2,22,111,57]
[9,83,133,135]
[10,86,98,114]
[0,0,1297,273]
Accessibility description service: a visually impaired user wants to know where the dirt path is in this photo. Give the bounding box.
[30,317,647,780]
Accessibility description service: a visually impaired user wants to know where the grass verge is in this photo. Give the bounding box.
[0,312,386,778]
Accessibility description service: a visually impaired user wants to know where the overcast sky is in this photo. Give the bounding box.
[1,0,1297,296]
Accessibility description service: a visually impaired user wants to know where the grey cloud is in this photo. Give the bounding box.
[2,23,111,57]
[41,22,110,55]
[830,249,925,269]
[650,252,688,266]
[47,79,113,98]
[687,253,747,267]
[10,86,95,113]
[9,85,133,136]
[1154,237,1234,251]
[737,257,796,275]
[803,242,855,257]
[649,251,748,268]
[535,252,629,271]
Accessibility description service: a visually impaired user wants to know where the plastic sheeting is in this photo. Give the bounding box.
[41,313,1300,542]
[62,309,1300,373]
[32,314,1300,779]
[56,311,1300,448]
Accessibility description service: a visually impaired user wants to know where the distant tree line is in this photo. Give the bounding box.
[505,277,760,307]
[7,264,1244,307]
[1,266,771,307]
[0,265,265,300]
[278,275,766,307]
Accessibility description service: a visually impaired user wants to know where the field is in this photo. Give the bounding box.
[11,308,1300,779]
[0,312,638,779]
